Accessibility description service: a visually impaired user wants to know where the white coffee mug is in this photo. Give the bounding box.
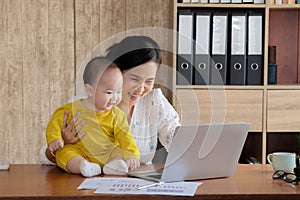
[267,152,296,173]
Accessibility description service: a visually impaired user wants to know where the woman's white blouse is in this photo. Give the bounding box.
[129,88,181,164]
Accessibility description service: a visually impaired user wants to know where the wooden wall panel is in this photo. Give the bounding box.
[48,0,75,112]
[0,0,23,163]
[75,0,100,70]
[22,0,50,164]
[0,0,6,161]
[8,0,23,163]
[151,0,173,100]
[126,0,152,30]
[99,0,126,42]
[74,0,99,96]
[74,0,127,96]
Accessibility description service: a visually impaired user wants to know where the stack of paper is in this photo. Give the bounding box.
[77,177,202,196]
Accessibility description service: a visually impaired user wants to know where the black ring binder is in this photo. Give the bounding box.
[180,62,189,70]
[251,63,259,71]
[234,63,242,70]
[198,63,206,70]
[215,63,223,70]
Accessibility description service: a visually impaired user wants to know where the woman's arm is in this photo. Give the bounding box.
[156,90,181,151]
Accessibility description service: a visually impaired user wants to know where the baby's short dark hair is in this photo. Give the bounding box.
[83,56,118,85]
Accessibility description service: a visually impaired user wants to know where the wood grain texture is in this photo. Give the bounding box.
[75,0,99,70]
[269,10,299,84]
[99,0,126,42]
[22,0,50,164]
[176,89,263,131]
[267,90,300,132]
[2,164,300,200]
[151,0,173,101]
[0,0,6,160]
[0,0,23,163]
[48,0,75,112]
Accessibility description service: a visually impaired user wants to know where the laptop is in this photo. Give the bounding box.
[128,123,250,183]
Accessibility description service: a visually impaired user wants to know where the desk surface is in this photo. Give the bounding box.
[0,164,300,199]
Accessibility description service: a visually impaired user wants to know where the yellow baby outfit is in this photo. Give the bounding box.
[46,100,140,172]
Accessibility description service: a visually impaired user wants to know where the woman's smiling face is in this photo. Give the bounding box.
[121,60,158,107]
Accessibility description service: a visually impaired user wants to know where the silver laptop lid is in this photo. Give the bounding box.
[161,123,250,182]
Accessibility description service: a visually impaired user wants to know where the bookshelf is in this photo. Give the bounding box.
[172,1,300,164]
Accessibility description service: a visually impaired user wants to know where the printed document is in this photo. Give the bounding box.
[77,177,202,196]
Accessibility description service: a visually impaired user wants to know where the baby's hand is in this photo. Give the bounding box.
[126,158,140,171]
[48,139,64,152]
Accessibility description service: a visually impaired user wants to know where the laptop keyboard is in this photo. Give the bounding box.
[148,174,162,179]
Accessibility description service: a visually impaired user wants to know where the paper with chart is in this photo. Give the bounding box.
[77,177,202,196]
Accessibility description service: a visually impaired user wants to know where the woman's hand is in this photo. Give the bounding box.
[126,158,141,171]
[62,111,86,144]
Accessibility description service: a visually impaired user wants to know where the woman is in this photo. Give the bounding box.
[41,36,181,165]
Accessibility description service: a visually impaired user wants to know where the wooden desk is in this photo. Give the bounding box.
[0,164,300,199]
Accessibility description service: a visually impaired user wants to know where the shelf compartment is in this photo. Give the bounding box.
[267,90,300,131]
[268,9,300,85]
[239,132,263,164]
[176,89,263,131]
[266,132,297,159]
